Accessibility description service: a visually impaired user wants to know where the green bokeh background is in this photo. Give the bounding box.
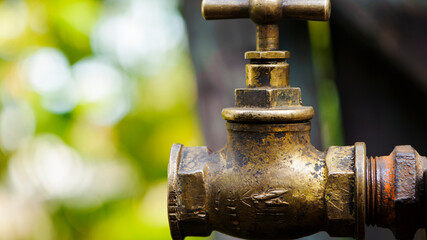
[0,0,209,239]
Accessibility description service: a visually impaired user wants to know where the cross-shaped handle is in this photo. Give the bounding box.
[202,0,331,51]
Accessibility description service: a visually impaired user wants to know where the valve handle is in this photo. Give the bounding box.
[202,0,331,23]
[202,0,331,51]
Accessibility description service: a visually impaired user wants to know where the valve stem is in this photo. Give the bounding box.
[256,24,279,51]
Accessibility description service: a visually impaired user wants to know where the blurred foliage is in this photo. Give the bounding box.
[0,0,208,239]
[308,21,344,149]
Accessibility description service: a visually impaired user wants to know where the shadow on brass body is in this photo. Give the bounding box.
[168,0,427,239]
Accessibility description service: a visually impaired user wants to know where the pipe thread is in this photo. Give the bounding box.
[366,156,377,226]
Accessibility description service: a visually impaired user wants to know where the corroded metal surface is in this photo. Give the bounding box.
[367,146,427,240]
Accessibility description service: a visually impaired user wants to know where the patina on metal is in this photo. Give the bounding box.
[201,0,331,21]
[367,146,427,239]
[245,51,290,88]
[168,0,427,239]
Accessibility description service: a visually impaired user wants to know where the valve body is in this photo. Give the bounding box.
[169,122,329,239]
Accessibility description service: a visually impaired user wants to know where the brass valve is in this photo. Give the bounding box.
[167,0,427,240]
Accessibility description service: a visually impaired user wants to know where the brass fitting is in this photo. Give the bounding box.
[245,51,290,88]
[169,122,328,239]
[168,0,427,239]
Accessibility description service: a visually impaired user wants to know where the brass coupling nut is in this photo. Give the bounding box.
[168,144,212,240]
[324,146,357,237]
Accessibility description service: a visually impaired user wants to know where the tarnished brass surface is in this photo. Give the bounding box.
[354,142,367,240]
[324,146,356,237]
[245,50,290,91]
[170,122,330,239]
[256,24,279,51]
[245,51,290,59]
[202,0,331,22]
[246,62,289,87]
[221,106,314,123]
[246,54,289,87]
[223,82,313,122]
[235,88,301,108]
[282,0,331,21]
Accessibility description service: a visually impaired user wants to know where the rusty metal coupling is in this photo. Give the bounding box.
[167,0,427,239]
[367,146,427,239]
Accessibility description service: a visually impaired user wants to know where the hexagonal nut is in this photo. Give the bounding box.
[391,145,419,239]
[393,145,417,201]
[325,146,356,237]
[171,145,211,238]
[235,88,302,108]
[245,51,290,60]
